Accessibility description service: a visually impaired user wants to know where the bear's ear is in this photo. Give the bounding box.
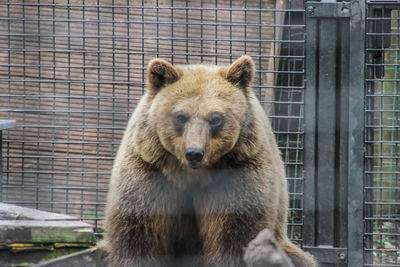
[223,55,255,91]
[147,58,181,93]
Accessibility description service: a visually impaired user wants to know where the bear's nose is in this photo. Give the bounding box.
[185,147,204,163]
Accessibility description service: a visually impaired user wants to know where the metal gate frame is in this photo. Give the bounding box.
[304,1,400,266]
[303,1,365,266]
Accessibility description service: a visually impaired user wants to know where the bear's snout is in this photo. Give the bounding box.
[185,147,204,169]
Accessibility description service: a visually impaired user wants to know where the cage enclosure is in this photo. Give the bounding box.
[0,0,399,267]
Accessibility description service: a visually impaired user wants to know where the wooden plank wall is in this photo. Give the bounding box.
[0,0,283,228]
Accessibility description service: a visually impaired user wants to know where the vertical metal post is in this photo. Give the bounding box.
[315,18,338,246]
[347,1,365,267]
[303,15,317,248]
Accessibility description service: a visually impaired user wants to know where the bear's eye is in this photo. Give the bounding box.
[173,112,189,130]
[176,114,188,124]
[209,115,222,127]
[208,113,225,135]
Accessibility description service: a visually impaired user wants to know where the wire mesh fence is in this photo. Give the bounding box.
[365,3,400,266]
[0,0,305,242]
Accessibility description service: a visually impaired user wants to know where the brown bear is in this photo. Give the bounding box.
[102,56,316,267]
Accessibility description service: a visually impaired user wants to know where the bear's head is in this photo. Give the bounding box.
[145,56,256,170]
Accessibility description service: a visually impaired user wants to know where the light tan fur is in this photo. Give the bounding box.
[102,56,316,267]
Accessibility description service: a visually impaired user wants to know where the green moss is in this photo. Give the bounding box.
[31,228,95,243]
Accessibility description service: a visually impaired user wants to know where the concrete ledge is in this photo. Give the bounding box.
[0,203,79,221]
[0,203,95,266]
[0,203,94,244]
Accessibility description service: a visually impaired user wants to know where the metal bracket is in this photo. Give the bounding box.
[305,2,351,18]
[303,246,348,264]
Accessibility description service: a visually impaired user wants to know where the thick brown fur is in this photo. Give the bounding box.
[102,56,316,267]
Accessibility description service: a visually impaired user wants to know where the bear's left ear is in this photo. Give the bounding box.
[147,58,181,93]
[223,55,255,91]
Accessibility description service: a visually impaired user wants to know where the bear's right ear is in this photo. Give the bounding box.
[147,59,181,93]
